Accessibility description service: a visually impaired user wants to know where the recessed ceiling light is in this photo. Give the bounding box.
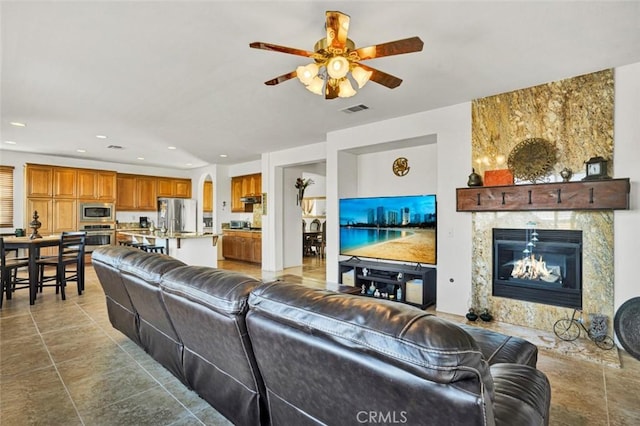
[168,146,177,150]
[10,122,26,127]
[220,154,228,158]
[76,149,86,153]
[4,140,17,145]
[186,163,192,166]
[137,157,145,160]
[96,135,107,139]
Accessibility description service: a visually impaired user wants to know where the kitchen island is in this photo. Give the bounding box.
[116,230,219,267]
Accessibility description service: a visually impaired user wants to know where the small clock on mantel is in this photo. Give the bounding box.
[582,156,610,180]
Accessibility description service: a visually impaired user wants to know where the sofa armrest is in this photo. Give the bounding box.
[459,324,538,367]
[491,363,551,426]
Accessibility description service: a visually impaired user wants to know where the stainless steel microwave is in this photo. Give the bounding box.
[79,202,114,222]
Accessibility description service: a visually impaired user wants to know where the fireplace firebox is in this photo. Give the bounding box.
[493,228,582,309]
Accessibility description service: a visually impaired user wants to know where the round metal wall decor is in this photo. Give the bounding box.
[392,157,410,177]
[507,138,556,183]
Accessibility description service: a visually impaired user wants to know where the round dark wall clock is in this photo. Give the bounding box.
[393,157,410,177]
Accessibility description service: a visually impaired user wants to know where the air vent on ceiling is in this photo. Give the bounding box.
[340,104,369,114]
[107,145,124,149]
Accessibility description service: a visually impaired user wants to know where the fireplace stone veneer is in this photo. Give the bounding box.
[493,228,582,309]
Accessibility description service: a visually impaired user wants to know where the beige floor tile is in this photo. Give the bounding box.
[0,332,52,377]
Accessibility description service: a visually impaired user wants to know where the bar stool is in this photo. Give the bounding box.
[142,245,165,254]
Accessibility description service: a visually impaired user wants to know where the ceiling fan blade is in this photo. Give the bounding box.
[354,36,424,61]
[354,63,403,89]
[250,42,315,58]
[326,11,350,50]
[264,70,298,86]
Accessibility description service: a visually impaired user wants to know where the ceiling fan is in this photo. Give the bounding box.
[249,11,424,99]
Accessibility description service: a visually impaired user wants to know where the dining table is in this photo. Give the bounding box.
[3,234,61,305]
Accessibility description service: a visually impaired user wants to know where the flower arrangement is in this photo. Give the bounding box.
[295,178,314,205]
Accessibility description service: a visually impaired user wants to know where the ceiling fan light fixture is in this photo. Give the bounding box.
[338,78,356,98]
[306,76,325,95]
[326,56,349,79]
[351,66,372,88]
[296,63,319,85]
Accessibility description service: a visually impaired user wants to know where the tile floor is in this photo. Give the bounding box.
[1,255,639,425]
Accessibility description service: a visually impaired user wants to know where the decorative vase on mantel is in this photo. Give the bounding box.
[466,308,478,322]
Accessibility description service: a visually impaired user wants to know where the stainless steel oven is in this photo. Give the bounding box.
[79,203,115,222]
[81,224,115,252]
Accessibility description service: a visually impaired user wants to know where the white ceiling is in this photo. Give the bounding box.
[2,1,639,170]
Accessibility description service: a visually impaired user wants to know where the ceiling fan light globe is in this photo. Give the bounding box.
[327,56,349,79]
[338,78,356,98]
[306,76,325,95]
[351,66,373,88]
[296,63,319,85]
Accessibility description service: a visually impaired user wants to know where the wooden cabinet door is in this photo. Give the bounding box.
[222,234,237,259]
[26,198,53,235]
[25,165,52,197]
[252,234,262,263]
[53,199,77,232]
[53,168,77,198]
[203,181,213,212]
[116,175,137,210]
[77,170,97,199]
[157,178,173,197]
[96,171,116,201]
[136,177,157,210]
[248,174,261,196]
[231,177,244,212]
[174,179,191,198]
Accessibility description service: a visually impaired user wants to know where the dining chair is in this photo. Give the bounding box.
[0,237,30,308]
[37,231,87,300]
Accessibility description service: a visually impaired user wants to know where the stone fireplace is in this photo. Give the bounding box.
[470,69,615,332]
[493,227,582,310]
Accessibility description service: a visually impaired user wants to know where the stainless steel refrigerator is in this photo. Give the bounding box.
[157,198,197,233]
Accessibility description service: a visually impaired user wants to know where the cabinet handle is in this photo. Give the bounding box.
[589,188,594,204]
[476,193,481,206]
[528,190,532,204]
[557,189,562,203]
[501,192,506,205]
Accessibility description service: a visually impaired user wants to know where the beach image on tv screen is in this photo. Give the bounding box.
[339,194,436,264]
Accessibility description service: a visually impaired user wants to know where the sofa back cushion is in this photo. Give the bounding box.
[246,282,496,425]
[119,251,188,382]
[160,267,267,426]
[92,246,147,344]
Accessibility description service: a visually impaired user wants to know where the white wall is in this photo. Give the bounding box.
[325,104,472,315]
[614,62,640,310]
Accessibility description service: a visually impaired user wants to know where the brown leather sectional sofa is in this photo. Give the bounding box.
[92,246,551,426]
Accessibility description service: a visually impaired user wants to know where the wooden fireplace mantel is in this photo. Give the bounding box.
[456,178,630,212]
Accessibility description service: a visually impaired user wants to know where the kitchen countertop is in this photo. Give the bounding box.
[117,230,218,239]
[223,228,262,233]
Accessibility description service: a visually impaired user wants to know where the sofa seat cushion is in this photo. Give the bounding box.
[491,363,551,426]
[459,324,538,367]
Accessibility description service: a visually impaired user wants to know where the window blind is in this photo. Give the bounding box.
[0,166,15,227]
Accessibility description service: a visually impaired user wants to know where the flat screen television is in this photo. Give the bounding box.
[339,194,437,265]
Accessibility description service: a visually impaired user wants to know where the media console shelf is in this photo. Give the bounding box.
[456,178,630,212]
[338,258,436,309]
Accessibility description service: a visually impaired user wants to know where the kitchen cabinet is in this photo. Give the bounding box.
[222,231,261,263]
[53,168,77,198]
[53,199,77,232]
[116,175,137,210]
[77,170,116,200]
[136,176,158,211]
[25,164,53,197]
[231,173,261,213]
[158,177,192,198]
[203,181,213,213]
[26,198,53,235]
